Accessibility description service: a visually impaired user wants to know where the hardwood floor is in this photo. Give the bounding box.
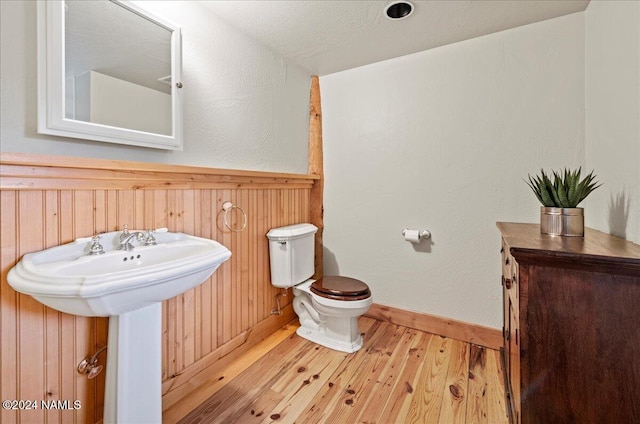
[166,317,509,424]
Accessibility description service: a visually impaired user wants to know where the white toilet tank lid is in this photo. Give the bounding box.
[267,223,318,240]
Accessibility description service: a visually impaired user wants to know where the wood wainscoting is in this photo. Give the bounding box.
[0,153,318,424]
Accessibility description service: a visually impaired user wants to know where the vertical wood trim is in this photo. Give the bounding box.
[309,75,324,280]
[1,191,17,424]
[17,191,46,423]
[43,191,61,422]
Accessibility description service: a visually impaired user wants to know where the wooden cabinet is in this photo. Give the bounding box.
[500,236,521,422]
[497,222,640,424]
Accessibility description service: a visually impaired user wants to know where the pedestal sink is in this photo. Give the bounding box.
[7,228,231,423]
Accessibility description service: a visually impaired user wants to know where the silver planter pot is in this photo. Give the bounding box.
[540,207,584,237]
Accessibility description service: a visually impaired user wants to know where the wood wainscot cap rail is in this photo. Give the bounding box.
[0,152,319,191]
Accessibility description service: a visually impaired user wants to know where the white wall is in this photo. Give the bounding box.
[0,1,311,174]
[321,14,585,329]
[585,1,640,244]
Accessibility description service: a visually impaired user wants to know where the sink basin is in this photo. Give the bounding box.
[7,228,231,423]
[7,230,232,316]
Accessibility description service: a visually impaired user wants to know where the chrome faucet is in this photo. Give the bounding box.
[118,231,145,251]
[118,225,159,250]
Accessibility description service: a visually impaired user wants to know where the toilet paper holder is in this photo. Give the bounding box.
[402,228,431,241]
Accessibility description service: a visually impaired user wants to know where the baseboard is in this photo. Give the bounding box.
[364,303,502,350]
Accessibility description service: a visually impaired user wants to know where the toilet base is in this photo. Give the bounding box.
[292,280,370,353]
[296,325,364,353]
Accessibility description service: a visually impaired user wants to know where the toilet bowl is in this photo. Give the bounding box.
[267,224,372,353]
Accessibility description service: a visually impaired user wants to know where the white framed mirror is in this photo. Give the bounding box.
[37,0,183,150]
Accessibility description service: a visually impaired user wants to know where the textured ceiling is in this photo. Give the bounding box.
[202,0,590,76]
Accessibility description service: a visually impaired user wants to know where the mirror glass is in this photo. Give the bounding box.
[65,1,172,135]
[38,0,183,150]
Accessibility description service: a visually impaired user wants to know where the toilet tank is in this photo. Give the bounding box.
[266,223,317,288]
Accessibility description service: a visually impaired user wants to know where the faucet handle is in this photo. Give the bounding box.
[119,224,131,242]
[88,235,105,255]
[143,230,157,246]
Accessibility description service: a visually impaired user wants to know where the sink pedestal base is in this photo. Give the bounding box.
[104,303,162,424]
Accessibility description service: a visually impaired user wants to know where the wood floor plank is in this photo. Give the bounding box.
[295,319,388,423]
[332,323,407,423]
[223,341,345,423]
[466,344,489,423]
[178,332,316,423]
[486,348,509,424]
[318,322,402,423]
[406,335,455,423]
[438,339,471,424]
[163,324,297,423]
[354,326,418,423]
[174,317,509,424]
[376,329,434,423]
[257,347,347,423]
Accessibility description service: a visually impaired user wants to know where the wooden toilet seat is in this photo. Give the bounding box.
[310,276,371,301]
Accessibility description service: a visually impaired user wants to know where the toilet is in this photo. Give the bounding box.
[267,223,372,353]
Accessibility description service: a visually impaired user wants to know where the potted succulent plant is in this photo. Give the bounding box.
[525,168,601,236]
